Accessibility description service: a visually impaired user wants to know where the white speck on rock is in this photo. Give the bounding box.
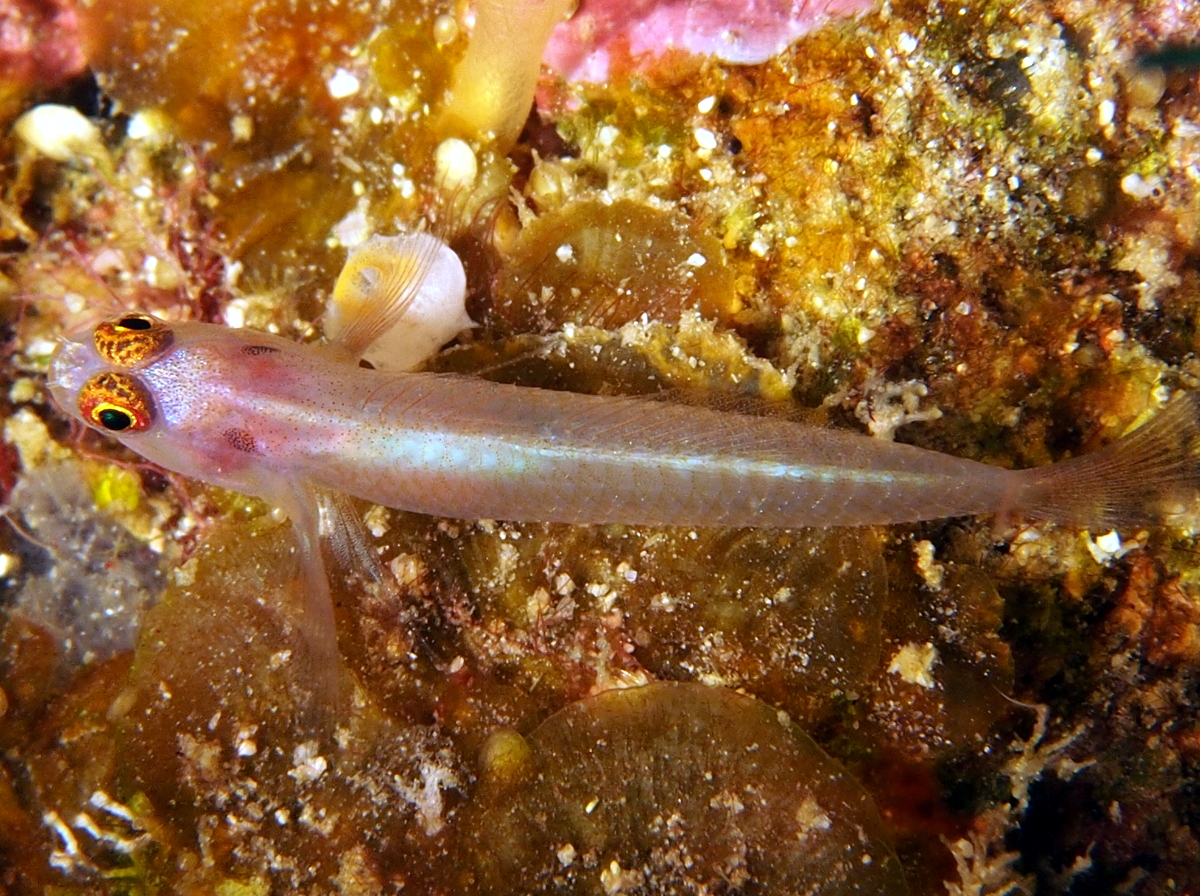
[14,104,106,163]
[1085,529,1130,564]
[289,740,328,784]
[914,540,946,591]
[888,642,940,689]
[327,68,361,99]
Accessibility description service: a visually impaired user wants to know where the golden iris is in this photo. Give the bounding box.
[93,314,174,368]
[77,371,155,432]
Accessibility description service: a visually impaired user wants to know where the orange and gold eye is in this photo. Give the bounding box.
[93,314,174,368]
[77,372,156,433]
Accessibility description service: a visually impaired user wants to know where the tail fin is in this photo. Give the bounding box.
[1014,392,1200,528]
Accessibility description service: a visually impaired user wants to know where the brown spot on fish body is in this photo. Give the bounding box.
[223,427,260,454]
[241,345,280,356]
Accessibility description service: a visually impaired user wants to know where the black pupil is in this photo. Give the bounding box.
[98,408,133,431]
[117,317,153,330]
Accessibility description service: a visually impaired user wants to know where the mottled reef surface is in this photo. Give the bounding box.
[1,0,1200,894]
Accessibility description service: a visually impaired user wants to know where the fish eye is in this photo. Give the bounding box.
[97,408,133,431]
[78,372,155,433]
[94,314,174,368]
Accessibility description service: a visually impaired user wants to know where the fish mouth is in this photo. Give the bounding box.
[46,338,102,419]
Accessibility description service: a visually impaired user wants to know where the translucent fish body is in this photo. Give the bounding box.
[48,318,1199,532]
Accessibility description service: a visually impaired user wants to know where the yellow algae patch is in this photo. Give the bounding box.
[89,465,142,514]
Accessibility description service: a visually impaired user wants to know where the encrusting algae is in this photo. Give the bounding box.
[3,0,1200,894]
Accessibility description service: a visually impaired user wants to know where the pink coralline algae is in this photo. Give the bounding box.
[1137,0,1200,44]
[0,0,86,90]
[542,0,878,82]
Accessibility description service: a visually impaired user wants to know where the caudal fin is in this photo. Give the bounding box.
[1014,392,1200,528]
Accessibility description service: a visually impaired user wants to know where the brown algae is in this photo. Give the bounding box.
[459,682,908,894]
